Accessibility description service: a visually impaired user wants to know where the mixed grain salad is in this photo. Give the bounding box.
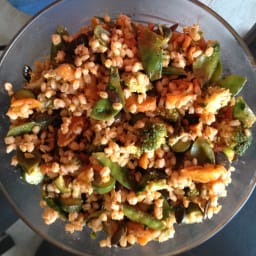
[4,14,256,247]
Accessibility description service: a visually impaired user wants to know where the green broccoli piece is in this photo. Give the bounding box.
[231,129,252,156]
[221,126,252,158]
[140,122,167,152]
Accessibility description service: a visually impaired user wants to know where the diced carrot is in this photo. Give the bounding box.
[180,164,227,183]
[165,92,195,109]
[10,98,41,109]
[54,63,75,82]
[126,221,159,246]
[138,152,149,169]
[126,94,156,113]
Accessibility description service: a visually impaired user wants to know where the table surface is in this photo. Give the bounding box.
[1,1,256,256]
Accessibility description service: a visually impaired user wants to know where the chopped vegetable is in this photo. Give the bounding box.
[54,175,71,193]
[94,25,110,46]
[193,42,220,84]
[140,122,167,152]
[169,135,192,153]
[210,60,222,82]
[123,204,164,230]
[93,176,116,194]
[162,66,187,76]
[138,26,164,81]
[17,149,43,185]
[233,96,256,128]
[223,127,253,157]
[91,68,123,121]
[190,138,215,165]
[218,74,247,96]
[93,152,133,190]
[7,113,53,137]
[182,202,204,224]
[13,88,35,100]
[90,98,119,121]
[180,164,227,183]
[59,197,83,213]
[50,25,68,63]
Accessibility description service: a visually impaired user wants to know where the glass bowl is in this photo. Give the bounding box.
[0,0,256,255]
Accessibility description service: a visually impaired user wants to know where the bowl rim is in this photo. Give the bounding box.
[1,0,256,255]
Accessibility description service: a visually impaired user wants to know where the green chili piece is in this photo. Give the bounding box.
[17,149,41,174]
[93,176,116,194]
[7,122,38,137]
[218,74,247,96]
[7,113,54,137]
[59,197,83,213]
[210,60,222,82]
[162,196,174,219]
[90,98,119,121]
[123,204,164,230]
[108,67,125,106]
[138,27,163,81]
[93,152,133,190]
[162,66,187,76]
[193,42,220,85]
[55,175,71,193]
[233,96,256,128]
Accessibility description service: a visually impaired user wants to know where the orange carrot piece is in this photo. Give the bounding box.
[55,63,75,81]
[126,94,156,113]
[138,152,149,169]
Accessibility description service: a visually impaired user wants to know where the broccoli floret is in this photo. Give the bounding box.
[140,122,167,152]
[122,72,152,94]
[221,126,252,158]
[231,129,252,156]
